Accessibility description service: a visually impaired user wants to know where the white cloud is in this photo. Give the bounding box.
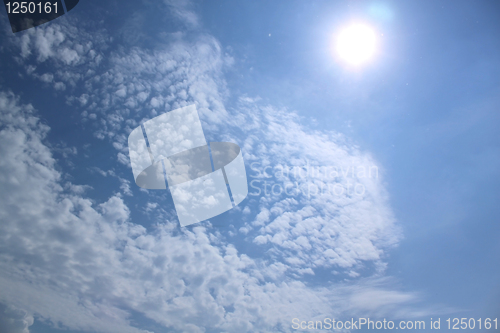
[0,303,33,333]
[39,73,53,83]
[0,89,426,333]
[7,3,400,276]
[0,4,438,332]
[163,0,200,29]
[9,18,110,91]
[225,99,402,276]
[119,177,133,196]
[10,19,230,137]
[0,91,149,333]
[11,21,399,276]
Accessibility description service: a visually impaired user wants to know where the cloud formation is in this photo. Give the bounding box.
[0,303,33,333]
[0,91,389,333]
[0,3,429,332]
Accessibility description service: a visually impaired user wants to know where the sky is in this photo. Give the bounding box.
[0,0,499,332]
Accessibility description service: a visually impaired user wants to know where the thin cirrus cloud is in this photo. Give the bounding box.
[0,3,437,332]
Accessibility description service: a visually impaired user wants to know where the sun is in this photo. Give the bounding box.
[336,23,377,66]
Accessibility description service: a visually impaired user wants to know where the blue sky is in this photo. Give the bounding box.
[0,0,499,332]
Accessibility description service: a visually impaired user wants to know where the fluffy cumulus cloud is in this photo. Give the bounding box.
[6,17,108,91]
[8,14,230,137]
[230,101,402,276]
[0,3,428,332]
[0,91,149,333]
[0,90,422,333]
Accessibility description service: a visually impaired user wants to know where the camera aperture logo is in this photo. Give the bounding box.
[128,105,248,227]
[3,0,80,33]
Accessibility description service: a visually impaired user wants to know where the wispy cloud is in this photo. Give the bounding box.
[0,303,33,333]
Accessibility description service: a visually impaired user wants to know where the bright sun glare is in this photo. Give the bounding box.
[336,23,377,66]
